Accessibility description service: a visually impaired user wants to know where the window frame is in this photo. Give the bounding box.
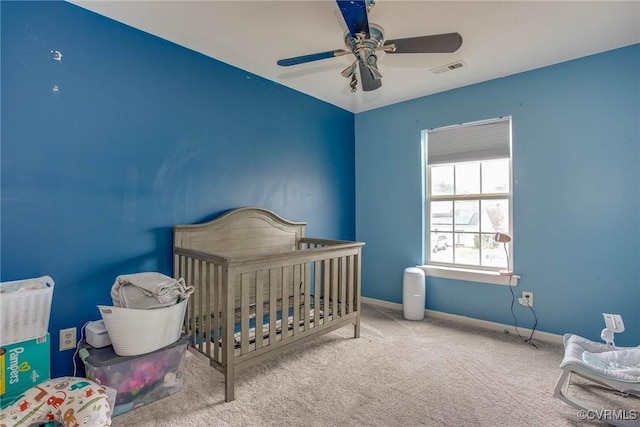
[421,117,519,286]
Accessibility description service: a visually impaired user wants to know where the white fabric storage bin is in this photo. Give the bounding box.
[403,267,425,321]
[0,276,54,345]
[98,298,188,356]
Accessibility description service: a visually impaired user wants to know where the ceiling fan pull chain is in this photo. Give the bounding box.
[350,73,358,93]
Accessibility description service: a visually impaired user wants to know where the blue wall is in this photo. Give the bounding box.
[356,44,640,346]
[1,1,355,376]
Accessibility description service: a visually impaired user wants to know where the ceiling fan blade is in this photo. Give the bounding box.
[277,49,349,67]
[358,61,382,92]
[337,0,370,38]
[384,32,463,54]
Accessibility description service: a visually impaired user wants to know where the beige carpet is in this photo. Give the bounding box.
[113,303,638,426]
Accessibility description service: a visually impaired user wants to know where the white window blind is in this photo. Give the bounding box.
[427,117,511,165]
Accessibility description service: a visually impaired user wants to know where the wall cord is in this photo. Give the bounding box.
[507,275,538,349]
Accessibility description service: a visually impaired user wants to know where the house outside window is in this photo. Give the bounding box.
[424,117,513,278]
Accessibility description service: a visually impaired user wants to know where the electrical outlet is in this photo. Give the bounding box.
[59,327,77,351]
[521,291,533,307]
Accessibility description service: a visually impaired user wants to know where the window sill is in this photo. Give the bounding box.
[419,265,520,286]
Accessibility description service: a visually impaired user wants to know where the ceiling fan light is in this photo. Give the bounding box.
[341,62,357,78]
[366,64,382,80]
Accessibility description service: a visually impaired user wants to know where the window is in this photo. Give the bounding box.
[424,117,513,280]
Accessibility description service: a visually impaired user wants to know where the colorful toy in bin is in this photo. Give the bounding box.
[80,334,188,416]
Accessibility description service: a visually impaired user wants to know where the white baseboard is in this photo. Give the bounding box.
[361,296,563,345]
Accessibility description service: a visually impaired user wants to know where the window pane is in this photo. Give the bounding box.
[430,232,452,263]
[482,234,509,268]
[431,165,453,195]
[481,199,509,233]
[455,163,479,195]
[430,201,453,232]
[454,200,479,232]
[482,159,509,193]
[454,233,479,266]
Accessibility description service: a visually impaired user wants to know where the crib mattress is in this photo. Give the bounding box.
[231,304,345,348]
[190,297,346,350]
[560,334,640,383]
[231,307,326,348]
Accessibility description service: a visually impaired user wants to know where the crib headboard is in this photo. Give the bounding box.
[173,207,307,258]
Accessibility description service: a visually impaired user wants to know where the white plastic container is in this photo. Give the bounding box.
[0,276,54,345]
[86,320,112,348]
[98,298,188,356]
[403,267,425,321]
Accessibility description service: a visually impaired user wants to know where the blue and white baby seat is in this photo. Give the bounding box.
[554,314,640,427]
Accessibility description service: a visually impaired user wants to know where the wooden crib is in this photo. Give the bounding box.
[173,207,364,402]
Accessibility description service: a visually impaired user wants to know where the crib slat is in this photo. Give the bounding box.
[189,257,198,351]
[176,255,188,334]
[241,273,250,353]
[281,266,290,342]
[354,252,362,338]
[195,258,201,352]
[293,264,300,335]
[189,257,196,346]
[201,262,206,348]
[197,259,205,353]
[255,270,264,349]
[331,258,338,319]
[313,260,321,328]
[222,266,235,401]
[269,269,278,345]
[346,255,353,315]
[304,262,311,331]
[180,256,188,335]
[340,256,347,317]
[323,260,330,324]
[213,265,221,363]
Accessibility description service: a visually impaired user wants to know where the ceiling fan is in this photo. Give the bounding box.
[276,0,463,93]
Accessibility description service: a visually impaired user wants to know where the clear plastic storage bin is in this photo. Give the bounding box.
[80,334,189,416]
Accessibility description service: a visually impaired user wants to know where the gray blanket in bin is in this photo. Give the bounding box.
[111,272,194,309]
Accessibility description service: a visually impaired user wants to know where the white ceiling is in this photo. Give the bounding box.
[69,1,640,113]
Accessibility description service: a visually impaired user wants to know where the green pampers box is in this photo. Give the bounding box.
[0,334,50,408]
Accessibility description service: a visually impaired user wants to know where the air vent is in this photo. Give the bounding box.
[430,60,467,74]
